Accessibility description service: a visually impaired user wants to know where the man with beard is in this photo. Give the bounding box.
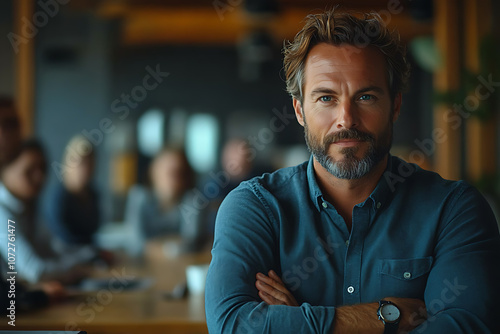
[205,9,500,334]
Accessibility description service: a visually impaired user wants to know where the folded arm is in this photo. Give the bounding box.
[407,185,500,333]
[206,186,338,333]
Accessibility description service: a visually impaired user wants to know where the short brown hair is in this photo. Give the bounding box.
[283,8,410,102]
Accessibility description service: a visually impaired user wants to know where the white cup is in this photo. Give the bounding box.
[186,264,210,295]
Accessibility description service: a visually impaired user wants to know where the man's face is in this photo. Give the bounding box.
[293,43,401,179]
[0,106,21,166]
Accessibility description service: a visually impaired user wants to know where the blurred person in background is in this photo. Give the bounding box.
[204,138,267,236]
[45,135,114,265]
[219,138,257,198]
[45,135,101,247]
[0,139,94,284]
[0,102,67,309]
[125,146,208,256]
[0,97,21,170]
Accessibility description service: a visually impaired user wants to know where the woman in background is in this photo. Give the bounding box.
[45,135,100,247]
[125,146,208,255]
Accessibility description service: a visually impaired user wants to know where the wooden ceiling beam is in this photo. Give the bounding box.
[101,7,431,46]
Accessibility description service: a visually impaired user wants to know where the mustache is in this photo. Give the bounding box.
[324,129,374,145]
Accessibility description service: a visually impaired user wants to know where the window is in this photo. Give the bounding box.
[137,108,164,157]
[185,113,219,173]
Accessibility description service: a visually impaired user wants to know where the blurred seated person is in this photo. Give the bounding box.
[0,103,67,310]
[45,135,101,248]
[0,97,21,170]
[0,139,94,284]
[203,138,268,235]
[125,146,208,256]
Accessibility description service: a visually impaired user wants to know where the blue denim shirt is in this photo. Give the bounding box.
[205,155,500,333]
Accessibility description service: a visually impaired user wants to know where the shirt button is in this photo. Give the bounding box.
[322,202,328,208]
[403,272,412,279]
[347,286,355,294]
[345,240,349,247]
[376,202,382,209]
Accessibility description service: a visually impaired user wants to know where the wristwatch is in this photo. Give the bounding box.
[377,300,401,334]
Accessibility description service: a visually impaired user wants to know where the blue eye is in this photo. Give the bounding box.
[320,96,332,102]
[359,94,374,101]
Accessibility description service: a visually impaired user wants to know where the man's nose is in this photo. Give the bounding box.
[336,101,358,129]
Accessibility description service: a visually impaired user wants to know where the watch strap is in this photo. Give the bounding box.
[383,321,399,334]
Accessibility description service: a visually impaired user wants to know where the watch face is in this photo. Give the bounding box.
[381,304,400,323]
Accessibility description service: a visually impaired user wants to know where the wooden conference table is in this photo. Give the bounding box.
[2,240,211,334]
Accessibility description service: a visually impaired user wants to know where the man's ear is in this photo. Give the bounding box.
[392,93,402,123]
[293,98,305,127]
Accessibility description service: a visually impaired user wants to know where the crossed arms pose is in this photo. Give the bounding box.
[256,270,426,333]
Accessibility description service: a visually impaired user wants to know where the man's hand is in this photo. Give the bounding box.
[333,297,427,334]
[98,249,116,267]
[39,281,66,303]
[255,270,299,306]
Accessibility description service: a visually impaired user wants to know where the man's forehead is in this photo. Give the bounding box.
[306,43,384,70]
[303,43,389,90]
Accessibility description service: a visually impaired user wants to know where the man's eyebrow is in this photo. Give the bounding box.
[356,86,385,95]
[310,88,337,96]
[310,86,386,97]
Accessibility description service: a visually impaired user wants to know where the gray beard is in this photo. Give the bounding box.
[304,124,391,180]
[312,146,376,179]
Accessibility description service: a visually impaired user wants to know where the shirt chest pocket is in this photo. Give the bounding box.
[379,257,433,299]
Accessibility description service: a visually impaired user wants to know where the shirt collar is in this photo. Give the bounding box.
[306,154,396,212]
[0,182,25,214]
[366,154,395,211]
[306,155,327,212]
